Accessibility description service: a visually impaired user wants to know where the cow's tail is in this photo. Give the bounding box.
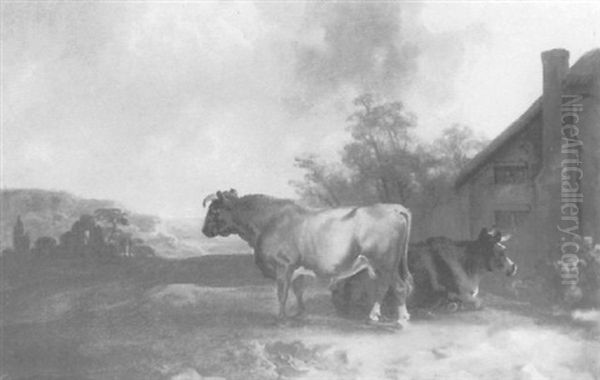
[400,209,414,296]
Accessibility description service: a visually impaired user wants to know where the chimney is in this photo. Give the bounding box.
[538,49,572,287]
[541,48,569,164]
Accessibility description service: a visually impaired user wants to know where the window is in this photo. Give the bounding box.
[494,163,528,184]
[494,210,530,230]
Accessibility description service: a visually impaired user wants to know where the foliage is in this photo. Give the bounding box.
[432,123,489,176]
[131,244,156,258]
[290,155,357,207]
[94,208,129,233]
[32,236,58,257]
[0,190,169,260]
[0,189,117,252]
[94,208,132,256]
[291,94,488,215]
[343,94,417,203]
[58,214,106,258]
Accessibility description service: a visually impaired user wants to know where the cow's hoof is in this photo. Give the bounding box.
[398,309,410,322]
[367,315,381,325]
[395,319,409,330]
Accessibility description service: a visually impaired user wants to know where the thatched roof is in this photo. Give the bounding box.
[455,48,599,188]
[565,48,600,89]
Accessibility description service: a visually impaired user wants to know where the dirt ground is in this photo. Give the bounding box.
[1,254,599,380]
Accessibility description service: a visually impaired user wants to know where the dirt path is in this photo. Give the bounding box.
[1,256,598,380]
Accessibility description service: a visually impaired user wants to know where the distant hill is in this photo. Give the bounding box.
[1,189,118,250]
[0,189,250,257]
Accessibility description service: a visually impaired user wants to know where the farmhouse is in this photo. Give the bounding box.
[424,48,599,283]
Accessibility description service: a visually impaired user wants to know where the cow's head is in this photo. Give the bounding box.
[477,228,518,276]
[201,189,240,238]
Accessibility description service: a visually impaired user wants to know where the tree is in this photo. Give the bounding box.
[12,216,30,255]
[414,124,489,210]
[94,208,130,256]
[292,94,419,206]
[57,214,105,258]
[432,124,488,176]
[292,95,489,213]
[343,94,417,203]
[291,155,347,207]
[94,208,128,239]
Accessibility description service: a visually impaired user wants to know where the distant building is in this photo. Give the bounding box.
[424,48,599,279]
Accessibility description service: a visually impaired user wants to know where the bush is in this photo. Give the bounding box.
[131,244,156,258]
[32,236,58,257]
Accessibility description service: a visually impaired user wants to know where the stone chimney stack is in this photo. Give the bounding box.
[536,49,571,270]
[541,49,569,164]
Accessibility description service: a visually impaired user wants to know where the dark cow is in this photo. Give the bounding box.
[202,189,413,325]
[332,228,517,317]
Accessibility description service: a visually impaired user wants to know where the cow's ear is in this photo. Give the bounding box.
[217,191,223,199]
[500,234,512,243]
[228,189,239,198]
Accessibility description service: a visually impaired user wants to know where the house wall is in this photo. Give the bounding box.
[422,49,598,304]
[462,116,543,274]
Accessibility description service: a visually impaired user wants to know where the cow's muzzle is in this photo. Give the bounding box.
[202,224,216,237]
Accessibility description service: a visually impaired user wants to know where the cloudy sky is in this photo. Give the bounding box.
[2,1,599,217]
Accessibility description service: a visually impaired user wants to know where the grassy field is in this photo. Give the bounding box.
[1,254,599,380]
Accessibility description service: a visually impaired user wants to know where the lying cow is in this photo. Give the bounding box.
[331,228,517,318]
[202,189,413,326]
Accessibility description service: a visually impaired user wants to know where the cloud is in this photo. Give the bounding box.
[293,2,420,96]
[0,1,507,216]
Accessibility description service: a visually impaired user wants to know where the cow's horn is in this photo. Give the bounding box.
[202,193,218,207]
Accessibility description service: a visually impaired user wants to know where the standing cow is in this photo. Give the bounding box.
[202,189,413,326]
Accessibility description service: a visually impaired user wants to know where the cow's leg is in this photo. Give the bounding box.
[458,286,482,310]
[392,271,410,325]
[291,275,306,317]
[422,252,445,292]
[368,271,391,323]
[276,265,293,320]
[369,301,382,322]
